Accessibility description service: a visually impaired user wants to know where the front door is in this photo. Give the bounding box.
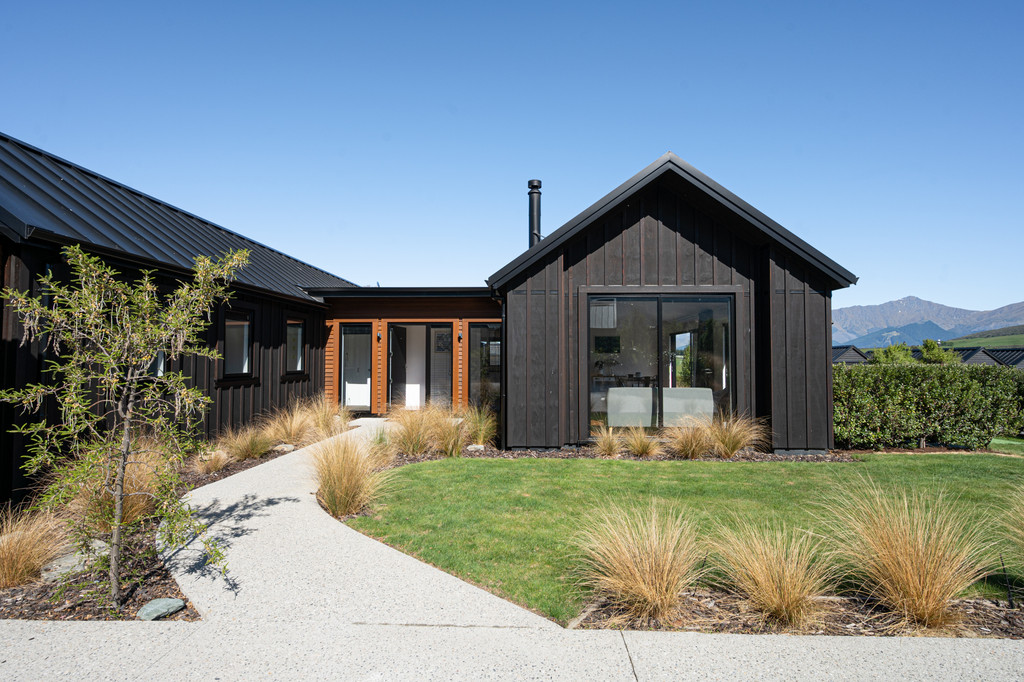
[387,323,453,409]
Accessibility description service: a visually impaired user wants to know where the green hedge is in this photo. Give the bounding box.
[833,364,1024,450]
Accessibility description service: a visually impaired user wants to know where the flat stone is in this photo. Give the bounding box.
[42,539,110,582]
[466,444,485,452]
[137,598,185,621]
[272,443,296,454]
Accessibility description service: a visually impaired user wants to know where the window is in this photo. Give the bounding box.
[469,323,501,413]
[148,350,166,377]
[587,295,733,434]
[286,319,304,373]
[224,311,251,375]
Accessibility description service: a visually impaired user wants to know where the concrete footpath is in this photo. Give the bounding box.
[2,419,1023,680]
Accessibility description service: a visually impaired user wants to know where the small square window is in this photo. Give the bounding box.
[225,311,251,375]
[286,319,304,373]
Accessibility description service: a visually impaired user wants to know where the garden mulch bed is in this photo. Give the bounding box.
[577,588,1024,639]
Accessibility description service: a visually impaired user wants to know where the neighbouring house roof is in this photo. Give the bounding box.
[832,345,869,364]
[909,346,1004,365]
[0,132,356,302]
[488,152,858,291]
[987,347,1024,368]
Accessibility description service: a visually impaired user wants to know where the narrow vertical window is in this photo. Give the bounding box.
[225,311,251,375]
[148,350,166,377]
[286,319,304,373]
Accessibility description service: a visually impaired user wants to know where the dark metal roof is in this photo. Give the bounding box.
[987,347,1024,368]
[308,286,492,299]
[909,346,1003,365]
[488,152,858,291]
[0,132,356,302]
[832,345,868,363]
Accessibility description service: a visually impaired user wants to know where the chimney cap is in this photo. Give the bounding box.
[527,179,542,190]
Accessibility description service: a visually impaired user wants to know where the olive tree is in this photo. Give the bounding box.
[0,244,248,604]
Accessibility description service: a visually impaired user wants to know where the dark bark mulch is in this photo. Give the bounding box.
[578,588,1024,639]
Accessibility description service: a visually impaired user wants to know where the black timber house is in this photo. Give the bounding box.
[488,153,858,453]
[0,133,355,500]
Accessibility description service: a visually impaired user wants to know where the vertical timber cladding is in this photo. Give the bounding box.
[502,179,760,448]
[767,246,832,451]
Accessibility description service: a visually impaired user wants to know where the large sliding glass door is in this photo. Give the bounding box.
[388,323,453,409]
[588,295,733,435]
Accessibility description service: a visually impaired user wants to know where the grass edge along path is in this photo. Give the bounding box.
[348,454,1024,624]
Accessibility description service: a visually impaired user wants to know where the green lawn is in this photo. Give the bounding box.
[944,334,1024,348]
[349,454,1024,623]
[991,436,1024,456]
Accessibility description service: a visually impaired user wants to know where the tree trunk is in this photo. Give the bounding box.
[110,388,136,605]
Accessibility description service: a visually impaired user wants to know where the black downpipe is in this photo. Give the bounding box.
[528,179,542,248]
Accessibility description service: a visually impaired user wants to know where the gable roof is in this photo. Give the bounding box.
[832,345,869,363]
[0,132,356,302]
[909,346,1004,365]
[987,347,1024,368]
[488,152,858,291]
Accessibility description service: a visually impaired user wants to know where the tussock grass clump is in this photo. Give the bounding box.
[192,448,234,475]
[706,413,769,459]
[462,406,497,447]
[389,407,435,457]
[593,425,621,458]
[263,402,312,445]
[366,427,395,469]
[663,419,711,459]
[0,507,67,588]
[576,501,703,621]
[72,446,170,533]
[1002,486,1024,570]
[218,424,274,461]
[621,426,663,458]
[305,394,350,441]
[711,522,832,627]
[822,479,993,628]
[432,414,468,458]
[312,438,390,518]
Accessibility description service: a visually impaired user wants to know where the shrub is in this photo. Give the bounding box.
[711,522,832,627]
[663,419,711,459]
[263,401,312,445]
[0,507,67,588]
[706,413,768,459]
[833,364,1024,450]
[218,425,274,461]
[593,425,620,458]
[575,501,703,621]
[621,426,662,458]
[312,438,390,518]
[462,405,497,447]
[821,479,993,628]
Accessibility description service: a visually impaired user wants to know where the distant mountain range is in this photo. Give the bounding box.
[833,296,1024,347]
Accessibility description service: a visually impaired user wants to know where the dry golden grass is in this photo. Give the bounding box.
[263,402,313,445]
[621,426,663,458]
[711,521,832,627]
[389,407,435,457]
[462,405,497,447]
[432,413,469,458]
[71,446,170,533]
[217,424,274,461]
[663,418,712,459]
[192,448,234,475]
[576,501,703,621]
[312,438,391,518]
[592,425,621,458]
[706,413,769,459]
[822,479,993,628]
[365,427,395,470]
[1003,486,1024,570]
[0,507,67,588]
[304,394,351,442]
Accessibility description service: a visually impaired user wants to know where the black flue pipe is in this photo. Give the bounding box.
[528,179,542,248]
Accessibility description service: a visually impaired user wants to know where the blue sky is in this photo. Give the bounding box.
[2,1,1021,311]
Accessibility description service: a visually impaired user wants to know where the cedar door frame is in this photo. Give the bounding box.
[329,318,382,413]
[282,310,311,383]
[216,300,260,388]
[575,284,748,441]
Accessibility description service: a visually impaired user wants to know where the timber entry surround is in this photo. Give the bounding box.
[316,288,501,414]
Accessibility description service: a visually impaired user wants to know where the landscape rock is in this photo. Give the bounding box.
[272,443,296,454]
[466,444,485,452]
[41,539,110,582]
[137,598,185,621]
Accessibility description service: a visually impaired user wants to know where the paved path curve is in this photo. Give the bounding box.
[3,419,1024,680]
